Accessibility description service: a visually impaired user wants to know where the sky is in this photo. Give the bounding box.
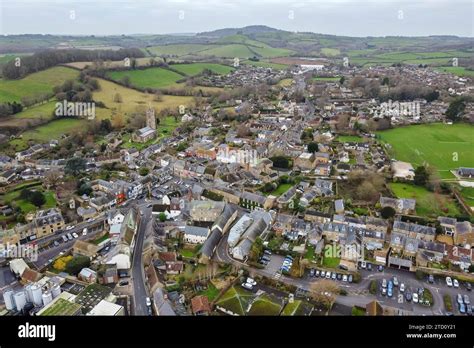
[0,0,472,37]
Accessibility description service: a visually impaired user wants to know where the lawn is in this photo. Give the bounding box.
[9,118,85,151]
[1,182,57,214]
[389,182,462,217]
[107,67,184,89]
[11,101,56,120]
[312,76,340,82]
[170,63,234,76]
[377,123,474,179]
[456,185,474,207]
[322,256,340,268]
[281,300,314,316]
[304,245,315,261]
[198,282,220,302]
[337,135,366,143]
[321,48,341,56]
[121,116,180,150]
[247,293,283,316]
[215,285,255,316]
[198,44,255,58]
[0,66,79,103]
[267,183,293,196]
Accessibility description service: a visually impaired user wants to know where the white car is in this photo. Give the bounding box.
[241,282,253,290]
[246,277,257,286]
[82,228,88,236]
[86,218,94,223]
[72,232,79,239]
[400,283,405,293]
[66,226,74,231]
[146,297,151,307]
[342,275,348,282]
[446,277,453,287]
[453,279,459,288]
[412,293,419,303]
[325,272,331,279]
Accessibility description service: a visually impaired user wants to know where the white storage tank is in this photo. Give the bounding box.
[25,284,33,303]
[13,291,27,312]
[42,291,53,306]
[51,283,61,298]
[31,283,43,307]
[3,290,15,311]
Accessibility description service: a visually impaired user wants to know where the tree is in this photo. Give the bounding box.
[381,206,396,219]
[65,255,90,275]
[44,170,62,189]
[339,76,345,85]
[414,166,429,187]
[269,156,291,169]
[309,279,340,310]
[139,167,150,176]
[158,212,167,222]
[307,142,319,153]
[65,157,87,176]
[445,97,467,122]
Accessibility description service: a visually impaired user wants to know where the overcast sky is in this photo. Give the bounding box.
[1,0,472,37]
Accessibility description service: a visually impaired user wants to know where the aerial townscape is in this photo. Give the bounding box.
[0,18,473,322]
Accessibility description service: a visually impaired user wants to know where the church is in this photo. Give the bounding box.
[132,107,157,143]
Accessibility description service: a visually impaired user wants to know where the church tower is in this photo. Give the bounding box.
[146,106,156,130]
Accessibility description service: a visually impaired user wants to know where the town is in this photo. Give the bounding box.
[0,24,473,319]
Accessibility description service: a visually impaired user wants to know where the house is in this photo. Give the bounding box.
[295,152,316,170]
[191,295,211,315]
[132,107,157,143]
[0,169,17,184]
[78,268,97,283]
[77,206,97,220]
[380,197,416,215]
[183,226,210,244]
[391,161,415,180]
[33,208,65,239]
[392,220,436,242]
[107,211,125,225]
[87,299,125,316]
[454,221,474,247]
[445,244,473,271]
[73,240,99,258]
[190,201,225,222]
[304,210,331,223]
[166,261,184,275]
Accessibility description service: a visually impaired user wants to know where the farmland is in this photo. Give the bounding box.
[1,181,57,215]
[170,63,234,76]
[377,123,474,179]
[0,66,79,102]
[389,182,462,218]
[106,67,184,89]
[435,66,474,78]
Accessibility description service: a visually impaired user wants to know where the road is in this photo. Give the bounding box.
[131,203,152,316]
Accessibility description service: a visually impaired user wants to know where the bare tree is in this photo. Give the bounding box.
[43,170,62,189]
[309,279,340,310]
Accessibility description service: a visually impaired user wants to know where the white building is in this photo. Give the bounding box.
[183,226,210,244]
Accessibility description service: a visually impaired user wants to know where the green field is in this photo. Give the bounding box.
[215,286,255,316]
[337,135,366,143]
[377,123,474,179]
[281,300,314,316]
[147,44,215,57]
[435,66,474,78]
[390,182,462,217]
[170,63,234,76]
[122,116,180,150]
[9,118,85,151]
[40,298,82,316]
[456,185,474,207]
[107,67,184,89]
[321,48,341,56]
[247,293,283,316]
[12,101,56,120]
[1,182,57,215]
[0,66,79,103]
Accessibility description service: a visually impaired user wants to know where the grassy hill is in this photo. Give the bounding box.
[170,63,234,76]
[0,66,79,103]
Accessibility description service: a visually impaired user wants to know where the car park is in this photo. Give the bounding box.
[446,277,453,287]
[453,279,459,288]
[399,283,405,293]
[463,295,470,305]
[413,293,419,303]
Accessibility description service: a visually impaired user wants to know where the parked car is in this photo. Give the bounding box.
[367,263,372,271]
[467,283,472,292]
[338,264,348,271]
[388,280,393,290]
[146,297,151,307]
[413,293,419,303]
[428,275,434,284]
[360,261,367,269]
[459,303,466,314]
[320,271,326,278]
[377,265,384,272]
[381,287,387,296]
[66,225,74,231]
[246,278,257,286]
[315,270,320,277]
[119,280,129,286]
[342,275,348,282]
[72,232,79,239]
[381,279,387,288]
[446,277,453,287]
[400,283,405,293]
[463,295,470,305]
[310,269,315,277]
[82,228,88,236]
[326,272,331,279]
[241,282,253,290]
[53,240,59,247]
[405,292,412,302]
[263,250,272,256]
[86,218,94,223]
[392,277,399,287]
[331,273,336,280]
[348,274,353,283]
[457,294,463,305]
[62,235,68,242]
[387,286,393,297]
[67,233,73,241]
[336,273,342,281]
[466,304,472,316]
[453,279,459,288]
